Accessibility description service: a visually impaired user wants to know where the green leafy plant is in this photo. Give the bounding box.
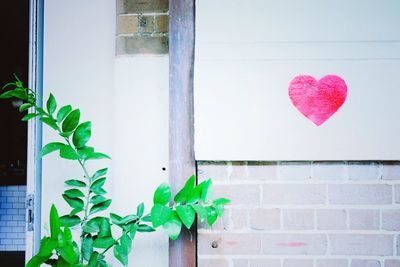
[1,77,230,267]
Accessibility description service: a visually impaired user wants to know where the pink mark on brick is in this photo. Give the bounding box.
[277,242,307,247]
[288,75,347,126]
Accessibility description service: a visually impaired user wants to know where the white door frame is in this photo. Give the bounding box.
[26,0,44,261]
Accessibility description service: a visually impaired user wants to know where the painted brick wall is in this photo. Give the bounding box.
[116,0,168,55]
[0,186,26,251]
[198,162,400,267]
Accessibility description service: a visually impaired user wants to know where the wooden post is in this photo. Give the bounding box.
[169,0,196,266]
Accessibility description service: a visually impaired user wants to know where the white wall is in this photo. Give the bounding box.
[195,0,400,161]
[43,1,169,266]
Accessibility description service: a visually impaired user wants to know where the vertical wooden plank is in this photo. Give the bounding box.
[169,0,196,266]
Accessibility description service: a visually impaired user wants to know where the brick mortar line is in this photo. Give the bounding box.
[198,230,398,235]
[118,12,169,16]
[211,180,400,185]
[225,205,400,209]
[116,33,169,38]
[197,255,393,260]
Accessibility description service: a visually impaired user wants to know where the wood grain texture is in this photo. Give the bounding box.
[169,0,196,266]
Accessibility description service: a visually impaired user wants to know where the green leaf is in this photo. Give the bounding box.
[57,238,78,264]
[110,213,123,225]
[213,198,231,205]
[59,215,81,227]
[121,233,132,253]
[129,224,138,239]
[151,204,173,228]
[136,202,145,217]
[201,179,212,202]
[64,189,84,198]
[191,204,207,222]
[137,224,155,232]
[88,252,101,267]
[64,179,86,187]
[153,183,171,205]
[90,195,107,205]
[50,205,60,240]
[25,254,52,267]
[62,194,84,210]
[90,177,106,194]
[39,142,65,158]
[89,199,112,215]
[82,235,93,261]
[174,175,196,203]
[187,179,210,204]
[98,218,112,237]
[0,90,14,99]
[19,103,32,112]
[162,215,182,240]
[92,168,108,181]
[56,105,72,123]
[62,109,80,133]
[176,205,195,229]
[46,93,57,115]
[114,243,128,266]
[59,145,79,160]
[40,117,58,130]
[72,121,92,148]
[206,206,218,226]
[38,237,57,257]
[86,152,111,160]
[70,208,84,216]
[83,217,106,233]
[141,214,152,222]
[10,88,28,100]
[76,146,95,160]
[22,113,40,121]
[93,236,115,249]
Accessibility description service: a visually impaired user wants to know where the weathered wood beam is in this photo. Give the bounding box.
[169,0,196,266]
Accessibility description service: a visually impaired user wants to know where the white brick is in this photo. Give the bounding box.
[330,234,393,256]
[233,259,248,267]
[198,233,261,255]
[385,260,400,267]
[348,162,380,180]
[229,164,249,180]
[214,184,260,205]
[247,163,278,180]
[395,185,400,204]
[313,162,347,180]
[198,258,229,267]
[250,259,280,267]
[382,162,400,180]
[329,184,392,204]
[263,184,325,205]
[198,164,229,181]
[316,259,348,267]
[279,162,311,180]
[349,209,380,230]
[231,209,248,230]
[382,210,400,231]
[283,209,314,230]
[317,209,347,230]
[351,259,381,267]
[262,234,327,255]
[249,209,280,230]
[283,259,313,267]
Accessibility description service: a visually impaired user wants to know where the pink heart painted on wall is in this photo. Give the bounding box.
[288,75,347,126]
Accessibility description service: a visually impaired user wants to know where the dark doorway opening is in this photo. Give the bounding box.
[0,0,30,265]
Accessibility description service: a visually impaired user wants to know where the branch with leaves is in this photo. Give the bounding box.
[1,77,230,267]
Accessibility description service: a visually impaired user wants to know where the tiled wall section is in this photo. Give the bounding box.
[116,0,169,55]
[0,186,26,251]
[198,162,400,267]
